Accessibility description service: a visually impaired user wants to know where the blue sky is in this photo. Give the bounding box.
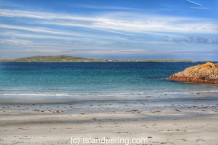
[0,0,218,60]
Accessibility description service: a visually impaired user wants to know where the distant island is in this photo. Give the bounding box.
[0,55,104,62]
[0,55,206,62]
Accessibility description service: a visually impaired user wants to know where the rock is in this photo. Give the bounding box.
[168,62,218,84]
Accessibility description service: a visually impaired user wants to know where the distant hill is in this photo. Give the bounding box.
[0,55,106,62]
[0,55,205,62]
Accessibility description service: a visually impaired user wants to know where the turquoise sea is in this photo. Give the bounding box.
[0,62,218,105]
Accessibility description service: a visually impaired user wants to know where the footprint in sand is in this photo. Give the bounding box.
[196,139,205,142]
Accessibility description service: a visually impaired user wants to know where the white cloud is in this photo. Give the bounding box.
[0,9,218,35]
[1,33,73,40]
[165,36,218,44]
[0,24,81,36]
[91,18,218,34]
[0,39,31,45]
[73,4,140,11]
[0,9,97,21]
[186,0,203,7]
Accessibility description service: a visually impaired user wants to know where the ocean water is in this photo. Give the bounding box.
[0,62,218,104]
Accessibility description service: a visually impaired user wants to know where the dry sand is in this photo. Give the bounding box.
[0,101,218,145]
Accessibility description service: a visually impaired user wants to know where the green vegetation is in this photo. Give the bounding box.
[0,55,204,62]
[0,55,106,62]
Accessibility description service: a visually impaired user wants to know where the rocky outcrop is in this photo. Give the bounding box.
[168,62,218,84]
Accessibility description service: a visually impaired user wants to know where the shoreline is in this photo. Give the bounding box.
[0,61,209,63]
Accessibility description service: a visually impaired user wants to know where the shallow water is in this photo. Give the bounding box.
[0,62,218,104]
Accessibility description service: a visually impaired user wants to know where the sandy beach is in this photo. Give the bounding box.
[1,93,218,145]
[1,0,218,144]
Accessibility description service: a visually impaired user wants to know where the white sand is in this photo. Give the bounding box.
[0,101,218,145]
